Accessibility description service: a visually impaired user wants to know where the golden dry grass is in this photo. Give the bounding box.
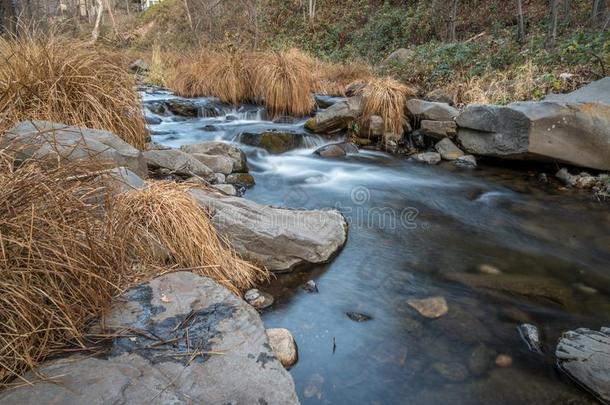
[146,41,166,87]
[111,181,270,294]
[356,77,416,140]
[0,30,148,150]
[166,50,211,98]
[205,49,254,105]
[0,153,130,386]
[250,48,315,117]
[313,60,373,96]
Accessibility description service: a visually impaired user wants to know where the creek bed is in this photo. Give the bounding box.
[145,92,610,404]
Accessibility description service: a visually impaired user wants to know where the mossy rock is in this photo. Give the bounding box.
[239,131,304,154]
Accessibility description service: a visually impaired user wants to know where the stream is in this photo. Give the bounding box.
[144,90,610,404]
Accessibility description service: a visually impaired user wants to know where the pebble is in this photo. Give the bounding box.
[266,328,298,368]
[478,264,502,275]
[517,323,543,354]
[244,289,274,309]
[407,296,448,319]
[495,354,513,367]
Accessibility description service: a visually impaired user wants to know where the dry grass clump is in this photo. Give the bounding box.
[146,41,166,87]
[111,181,269,293]
[356,77,416,138]
[166,50,211,98]
[0,31,147,150]
[0,154,129,386]
[250,48,315,117]
[314,61,373,96]
[205,49,254,105]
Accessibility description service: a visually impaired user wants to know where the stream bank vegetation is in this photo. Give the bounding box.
[0,147,269,386]
[0,29,148,150]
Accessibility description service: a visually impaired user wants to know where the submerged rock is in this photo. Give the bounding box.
[190,189,348,272]
[4,120,148,178]
[469,344,497,376]
[266,328,298,368]
[128,58,148,73]
[226,173,256,188]
[314,142,359,158]
[239,131,305,154]
[305,97,363,134]
[517,323,544,354]
[478,264,502,275]
[556,327,610,403]
[411,152,441,165]
[494,354,513,368]
[346,312,373,322]
[454,155,477,168]
[180,141,248,173]
[431,362,469,382]
[407,296,448,319]
[143,149,215,180]
[445,272,573,308]
[302,280,319,293]
[456,91,610,170]
[0,272,298,404]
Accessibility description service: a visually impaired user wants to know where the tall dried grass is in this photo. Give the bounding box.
[0,153,129,386]
[205,49,254,105]
[313,61,373,96]
[356,77,416,139]
[111,181,270,294]
[0,31,147,150]
[146,41,166,87]
[166,50,211,98]
[250,49,315,117]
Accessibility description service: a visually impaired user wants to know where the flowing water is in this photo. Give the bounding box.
[144,91,610,404]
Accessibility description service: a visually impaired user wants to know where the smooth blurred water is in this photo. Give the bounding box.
[144,92,610,404]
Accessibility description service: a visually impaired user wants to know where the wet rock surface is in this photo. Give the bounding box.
[411,152,441,165]
[517,323,544,354]
[435,138,464,160]
[190,189,348,272]
[407,296,449,319]
[239,131,306,154]
[314,142,359,158]
[245,288,275,309]
[305,97,363,133]
[556,327,610,403]
[0,272,298,405]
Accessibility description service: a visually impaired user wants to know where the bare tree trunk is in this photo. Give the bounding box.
[307,0,316,24]
[517,0,526,43]
[183,0,193,31]
[592,0,601,23]
[563,0,571,23]
[546,0,560,48]
[104,0,117,37]
[90,0,103,43]
[450,0,459,42]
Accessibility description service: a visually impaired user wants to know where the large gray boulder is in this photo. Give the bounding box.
[305,97,363,134]
[180,141,248,173]
[407,99,459,121]
[456,101,610,170]
[143,149,215,180]
[3,120,147,177]
[545,77,610,104]
[0,272,299,405]
[190,189,348,272]
[556,327,610,403]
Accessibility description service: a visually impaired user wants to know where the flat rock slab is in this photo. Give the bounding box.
[556,327,610,403]
[305,97,363,134]
[3,120,148,177]
[190,189,348,272]
[456,100,610,170]
[180,141,249,173]
[0,272,299,404]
